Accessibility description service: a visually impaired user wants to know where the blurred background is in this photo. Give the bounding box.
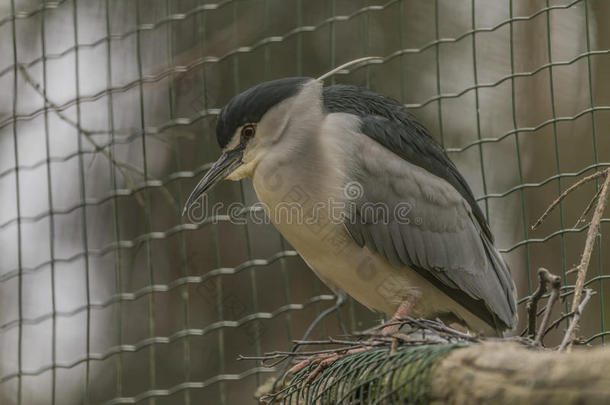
[1,0,609,404]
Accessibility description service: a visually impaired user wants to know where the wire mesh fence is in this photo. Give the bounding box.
[283,344,466,404]
[1,0,609,404]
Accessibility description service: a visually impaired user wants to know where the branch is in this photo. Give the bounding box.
[531,169,608,230]
[574,186,604,227]
[558,289,596,351]
[527,268,560,338]
[430,341,610,404]
[542,310,574,337]
[17,64,180,214]
[534,269,561,346]
[565,169,610,350]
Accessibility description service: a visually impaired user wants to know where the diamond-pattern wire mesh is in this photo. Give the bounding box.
[285,344,467,404]
[0,0,609,404]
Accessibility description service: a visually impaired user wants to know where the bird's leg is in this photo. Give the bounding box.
[379,294,421,355]
[287,295,421,384]
[380,295,419,335]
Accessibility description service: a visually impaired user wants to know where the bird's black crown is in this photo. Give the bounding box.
[216,77,311,149]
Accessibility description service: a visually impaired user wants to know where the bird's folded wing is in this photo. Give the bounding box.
[343,117,516,329]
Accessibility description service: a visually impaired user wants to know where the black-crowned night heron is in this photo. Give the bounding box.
[184,71,517,340]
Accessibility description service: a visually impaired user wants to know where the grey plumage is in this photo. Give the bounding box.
[326,85,516,329]
[323,84,492,242]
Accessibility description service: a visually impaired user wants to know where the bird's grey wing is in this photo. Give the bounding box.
[323,84,494,243]
[344,116,516,329]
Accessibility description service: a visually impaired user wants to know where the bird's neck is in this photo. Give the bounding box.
[253,111,359,213]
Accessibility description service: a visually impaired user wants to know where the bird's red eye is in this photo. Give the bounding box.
[241,125,256,139]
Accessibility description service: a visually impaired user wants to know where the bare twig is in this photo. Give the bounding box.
[542,310,575,337]
[17,64,181,213]
[565,170,610,351]
[408,317,480,342]
[531,169,608,230]
[574,186,604,228]
[241,317,479,376]
[520,301,556,338]
[356,317,480,343]
[527,268,556,337]
[559,285,591,301]
[291,337,362,346]
[239,343,369,360]
[533,269,561,345]
[559,289,596,351]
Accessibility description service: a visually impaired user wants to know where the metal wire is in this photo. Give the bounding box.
[8,1,23,403]
[1,0,609,404]
[284,344,468,404]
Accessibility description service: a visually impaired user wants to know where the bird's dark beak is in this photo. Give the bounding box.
[182,146,244,216]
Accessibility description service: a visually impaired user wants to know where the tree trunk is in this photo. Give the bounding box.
[430,341,610,405]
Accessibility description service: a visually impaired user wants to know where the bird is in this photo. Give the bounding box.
[184,68,517,341]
